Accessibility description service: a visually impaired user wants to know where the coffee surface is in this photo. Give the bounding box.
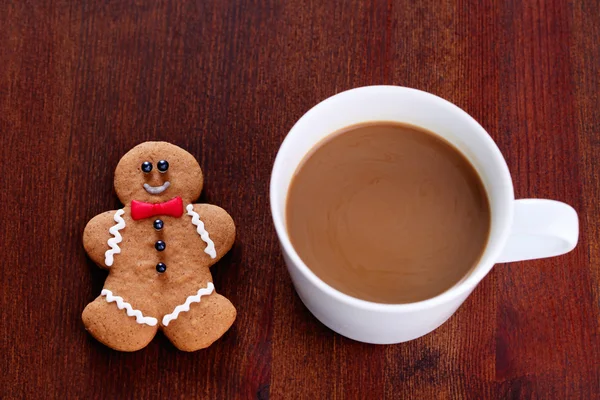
[286,122,490,303]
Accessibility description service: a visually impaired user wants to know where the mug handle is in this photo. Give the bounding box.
[497,199,579,263]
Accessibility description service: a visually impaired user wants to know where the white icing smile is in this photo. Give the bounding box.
[143,181,170,194]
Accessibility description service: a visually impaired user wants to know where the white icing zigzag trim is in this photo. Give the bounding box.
[186,204,217,259]
[101,289,158,326]
[104,209,126,267]
[162,282,215,326]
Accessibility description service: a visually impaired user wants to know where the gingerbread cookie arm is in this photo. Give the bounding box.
[186,204,236,265]
[83,210,121,268]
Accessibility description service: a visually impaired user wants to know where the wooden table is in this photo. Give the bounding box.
[2,1,599,398]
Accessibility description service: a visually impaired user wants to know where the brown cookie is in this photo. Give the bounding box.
[82,141,236,352]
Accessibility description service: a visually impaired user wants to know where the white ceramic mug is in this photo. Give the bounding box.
[270,86,579,344]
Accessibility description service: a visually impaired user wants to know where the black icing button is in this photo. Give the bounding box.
[155,240,166,251]
[153,219,164,230]
[156,262,167,273]
[141,161,153,173]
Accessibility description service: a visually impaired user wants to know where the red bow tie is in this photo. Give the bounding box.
[131,197,184,220]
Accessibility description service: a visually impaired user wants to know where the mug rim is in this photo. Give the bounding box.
[270,85,514,312]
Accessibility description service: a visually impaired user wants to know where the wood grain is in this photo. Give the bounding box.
[1,0,598,398]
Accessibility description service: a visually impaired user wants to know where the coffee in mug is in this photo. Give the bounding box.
[286,121,490,303]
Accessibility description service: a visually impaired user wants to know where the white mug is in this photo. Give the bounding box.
[269,86,579,344]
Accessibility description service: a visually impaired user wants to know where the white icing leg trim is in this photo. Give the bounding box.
[186,204,217,259]
[162,282,215,326]
[104,209,126,267]
[101,289,158,326]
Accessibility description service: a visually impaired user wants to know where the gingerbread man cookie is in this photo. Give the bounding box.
[82,142,236,352]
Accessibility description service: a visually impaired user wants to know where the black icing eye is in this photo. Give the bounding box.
[157,160,169,173]
[141,161,153,173]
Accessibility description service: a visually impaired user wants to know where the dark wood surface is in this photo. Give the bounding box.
[1,1,599,398]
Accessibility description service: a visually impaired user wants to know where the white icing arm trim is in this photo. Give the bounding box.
[101,289,158,326]
[186,204,217,259]
[162,282,215,326]
[104,209,126,267]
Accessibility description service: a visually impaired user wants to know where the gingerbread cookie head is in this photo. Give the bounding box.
[114,141,203,204]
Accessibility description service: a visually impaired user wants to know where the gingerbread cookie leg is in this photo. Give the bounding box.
[82,294,159,352]
[161,290,236,352]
